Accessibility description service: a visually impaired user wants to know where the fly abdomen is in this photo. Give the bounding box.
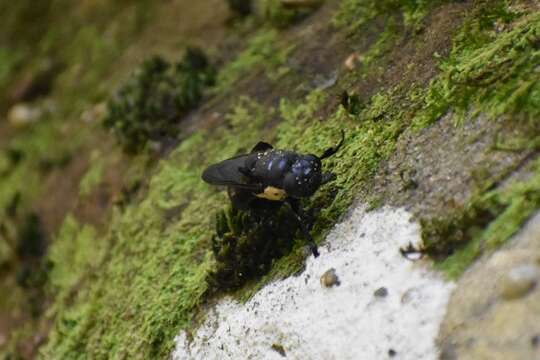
[250,150,297,186]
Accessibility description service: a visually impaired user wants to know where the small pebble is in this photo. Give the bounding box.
[500,264,539,300]
[374,287,388,298]
[320,268,340,287]
[388,349,397,357]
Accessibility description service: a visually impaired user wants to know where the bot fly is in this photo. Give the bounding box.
[202,131,345,257]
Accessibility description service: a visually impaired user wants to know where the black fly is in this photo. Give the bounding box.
[202,131,345,257]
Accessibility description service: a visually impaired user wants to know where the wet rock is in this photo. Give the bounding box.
[7,103,43,127]
[374,287,388,298]
[320,268,340,287]
[500,264,538,300]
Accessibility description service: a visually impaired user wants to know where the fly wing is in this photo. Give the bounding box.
[202,155,261,191]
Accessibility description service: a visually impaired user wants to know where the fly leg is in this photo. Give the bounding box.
[286,198,319,257]
[321,172,336,185]
[319,130,345,160]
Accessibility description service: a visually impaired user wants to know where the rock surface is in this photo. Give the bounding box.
[173,207,455,360]
[439,212,540,360]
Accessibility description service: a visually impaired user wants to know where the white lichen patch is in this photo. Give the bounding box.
[173,207,455,360]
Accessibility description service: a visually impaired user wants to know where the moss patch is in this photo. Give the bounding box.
[103,49,216,152]
[208,203,300,290]
[413,2,538,128]
[78,151,105,197]
[216,29,293,91]
[47,215,102,297]
[333,0,456,32]
[409,2,540,276]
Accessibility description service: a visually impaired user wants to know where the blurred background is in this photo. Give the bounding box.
[1,0,540,359]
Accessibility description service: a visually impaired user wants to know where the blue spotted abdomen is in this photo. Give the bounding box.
[250,150,298,187]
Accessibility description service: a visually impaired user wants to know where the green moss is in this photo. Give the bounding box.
[333,0,454,32]
[216,29,293,91]
[0,212,51,323]
[257,0,313,28]
[0,47,24,94]
[0,118,78,227]
[79,151,105,197]
[47,215,102,296]
[413,2,537,128]
[359,17,400,70]
[103,49,216,152]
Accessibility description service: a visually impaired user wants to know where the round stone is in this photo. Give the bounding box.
[374,287,388,298]
[500,264,539,300]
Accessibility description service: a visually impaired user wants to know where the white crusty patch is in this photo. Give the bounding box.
[173,206,455,360]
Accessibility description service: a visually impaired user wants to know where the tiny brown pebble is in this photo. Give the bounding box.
[388,349,397,357]
[374,287,388,298]
[320,268,340,287]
